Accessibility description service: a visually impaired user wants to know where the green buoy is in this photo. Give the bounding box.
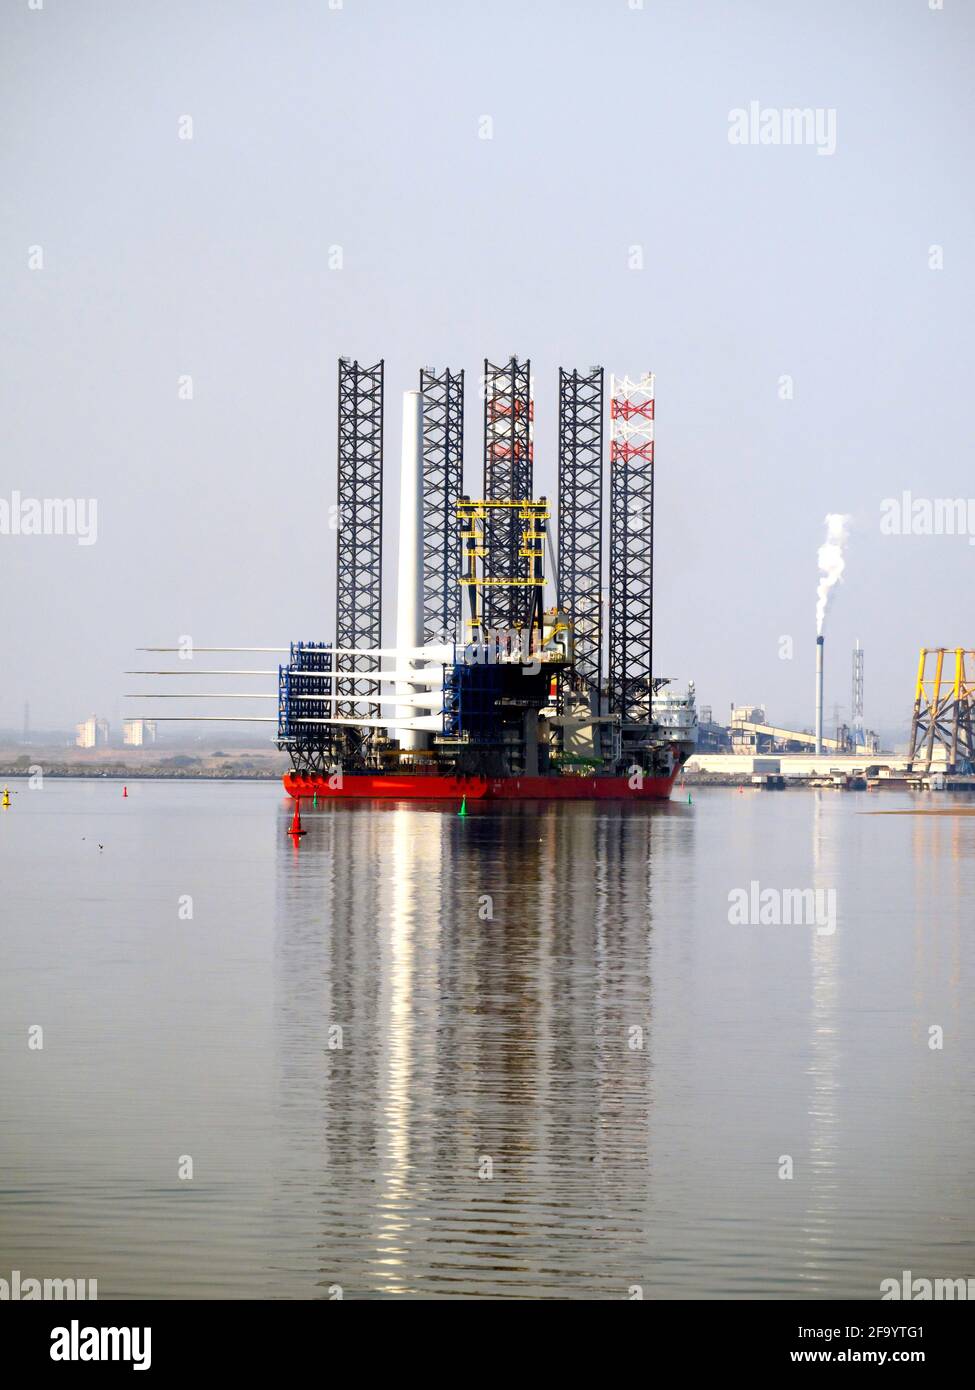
[688,792,692,804]
[312,793,318,808]
[458,797,467,817]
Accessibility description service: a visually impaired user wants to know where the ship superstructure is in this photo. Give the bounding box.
[128,356,697,801]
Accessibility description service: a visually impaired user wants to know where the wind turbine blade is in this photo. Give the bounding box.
[127,716,278,722]
[125,670,278,676]
[138,647,289,653]
[124,693,277,699]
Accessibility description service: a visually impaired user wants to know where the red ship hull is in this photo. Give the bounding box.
[283,763,683,803]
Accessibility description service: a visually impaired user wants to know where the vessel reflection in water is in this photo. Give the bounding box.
[2,784,969,1298]
[272,800,683,1300]
[263,789,975,1301]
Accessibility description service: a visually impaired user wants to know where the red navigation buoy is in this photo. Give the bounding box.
[123,785,128,798]
[288,800,307,838]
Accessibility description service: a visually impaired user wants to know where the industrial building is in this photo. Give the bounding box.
[695,641,881,760]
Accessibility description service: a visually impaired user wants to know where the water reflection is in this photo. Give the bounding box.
[273,802,674,1298]
[1,783,969,1300]
[802,792,840,1291]
[262,791,973,1299]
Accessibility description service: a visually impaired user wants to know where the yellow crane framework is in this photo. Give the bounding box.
[907,648,975,771]
[457,498,548,634]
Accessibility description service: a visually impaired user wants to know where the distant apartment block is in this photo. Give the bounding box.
[122,719,157,746]
[75,716,96,748]
[75,716,111,748]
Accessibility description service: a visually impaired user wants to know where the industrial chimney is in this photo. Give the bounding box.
[815,635,824,756]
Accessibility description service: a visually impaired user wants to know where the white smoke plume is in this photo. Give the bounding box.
[815,513,850,635]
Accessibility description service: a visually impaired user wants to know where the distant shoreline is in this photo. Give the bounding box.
[0,767,284,781]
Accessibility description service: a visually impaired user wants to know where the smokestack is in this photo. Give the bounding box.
[395,390,426,750]
[815,635,824,756]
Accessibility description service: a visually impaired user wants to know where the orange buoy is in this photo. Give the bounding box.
[288,800,307,838]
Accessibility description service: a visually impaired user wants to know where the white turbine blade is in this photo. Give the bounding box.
[217,668,441,685]
[138,647,289,653]
[126,670,278,676]
[290,715,442,731]
[132,694,443,709]
[128,675,443,692]
[135,644,453,659]
[289,692,443,709]
[323,668,443,684]
[127,713,442,730]
[124,693,277,699]
[329,644,453,661]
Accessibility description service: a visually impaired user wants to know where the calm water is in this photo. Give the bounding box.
[1,780,972,1300]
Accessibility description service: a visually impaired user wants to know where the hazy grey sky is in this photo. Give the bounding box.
[2,0,972,737]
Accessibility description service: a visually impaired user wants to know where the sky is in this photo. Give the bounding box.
[1,0,973,740]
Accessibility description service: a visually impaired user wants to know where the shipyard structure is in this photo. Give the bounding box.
[278,357,695,801]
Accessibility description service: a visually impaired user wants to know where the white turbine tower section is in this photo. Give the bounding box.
[395,390,428,750]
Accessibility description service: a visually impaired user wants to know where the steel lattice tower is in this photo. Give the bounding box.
[852,640,864,744]
[557,367,604,705]
[336,357,384,716]
[608,373,655,723]
[482,357,533,628]
[420,367,464,645]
